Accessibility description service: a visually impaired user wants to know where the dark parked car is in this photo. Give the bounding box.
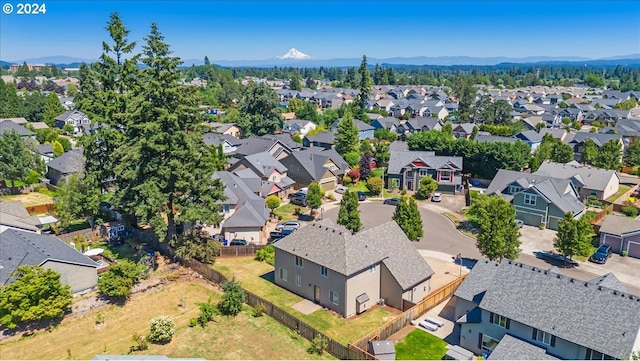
[229,239,248,246]
[357,191,367,201]
[383,198,401,206]
[290,196,307,207]
[590,245,612,264]
[288,191,306,199]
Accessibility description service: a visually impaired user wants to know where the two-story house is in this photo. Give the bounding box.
[273,219,434,318]
[46,148,86,186]
[280,148,350,192]
[284,119,317,136]
[564,132,623,163]
[386,142,463,194]
[54,110,91,134]
[227,151,295,199]
[203,133,240,156]
[535,161,619,201]
[302,131,335,150]
[208,122,241,138]
[598,215,640,259]
[487,169,586,230]
[454,260,640,360]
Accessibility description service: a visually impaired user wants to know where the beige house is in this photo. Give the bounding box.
[273,220,434,317]
[209,122,241,138]
[535,160,620,201]
[281,148,350,192]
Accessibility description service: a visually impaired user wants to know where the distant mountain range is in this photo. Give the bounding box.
[2,53,640,69]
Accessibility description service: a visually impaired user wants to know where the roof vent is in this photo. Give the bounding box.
[614,291,619,295]
[598,286,603,291]
[508,260,512,264]
[557,274,562,279]
[584,282,589,287]
[569,278,574,283]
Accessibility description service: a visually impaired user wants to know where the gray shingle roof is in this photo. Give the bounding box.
[535,161,618,192]
[0,200,41,232]
[406,117,441,131]
[304,131,335,145]
[587,272,628,293]
[235,137,292,157]
[38,143,54,155]
[598,215,640,236]
[388,149,462,175]
[0,229,98,286]
[273,219,387,276]
[0,119,34,137]
[284,148,349,182]
[455,260,640,359]
[46,148,85,174]
[487,334,560,360]
[566,132,621,147]
[203,132,238,147]
[212,171,268,227]
[516,130,542,143]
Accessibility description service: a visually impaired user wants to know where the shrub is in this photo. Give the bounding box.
[366,177,383,195]
[255,245,275,265]
[622,206,638,217]
[344,151,360,166]
[626,197,636,205]
[400,189,407,195]
[416,177,438,199]
[622,250,629,257]
[266,195,281,212]
[325,192,336,201]
[196,297,219,328]
[539,223,546,230]
[147,315,175,343]
[95,312,104,325]
[130,332,148,352]
[347,169,361,182]
[218,278,245,317]
[252,303,266,317]
[307,334,328,355]
[189,318,198,327]
[343,176,353,185]
[25,170,41,184]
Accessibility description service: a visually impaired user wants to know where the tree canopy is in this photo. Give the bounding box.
[554,212,594,260]
[237,82,282,136]
[337,190,361,234]
[54,174,102,229]
[392,196,423,241]
[334,111,360,157]
[0,130,39,186]
[468,194,521,261]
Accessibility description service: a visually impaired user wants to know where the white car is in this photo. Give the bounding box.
[431,193,442,202]
[334,185,348,194]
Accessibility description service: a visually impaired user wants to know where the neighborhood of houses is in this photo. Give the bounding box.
[2,76,640,360]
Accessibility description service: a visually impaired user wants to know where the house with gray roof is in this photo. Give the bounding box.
[46,148,85,186]
[284,119,317,136]
[452,123,476,139]
[330,118,375,140]
[539,128,567,141]
[227,151,295,199]
[280,148,350,192]
[371,117,400,133]
[387,143,463,194]
[0,229,98,293]
[209,171,269,245]
[273,219,434,317]
[515,130,542,153]
[233,136,293,161]
[0,119,34,139]
[403,117,442,134]
[564,132,623,163]
[454,260,640,360]
[598,215,640,259]
[535,161,619,201]
[0,200,41,233]
[54,110,91,134]
[203,133,240,155]
[487,169,585,230]
[302,131,335,150]
[473,135,519,143]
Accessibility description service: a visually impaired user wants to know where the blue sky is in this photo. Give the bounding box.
[1,0,639,62]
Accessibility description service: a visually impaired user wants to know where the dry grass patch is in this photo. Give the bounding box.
[0,191,54,207]
[0,281,332,360]
[212,257,394,344]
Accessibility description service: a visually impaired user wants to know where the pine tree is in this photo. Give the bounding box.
[238,82,282,136]
[392,197,423,241]
[43,92,64,127]
[357,55,372,110]
[3,83,23,117]
[113,22,224,242]
[337,191,361,234]
[0,130,38,186]
[334,111,360,157]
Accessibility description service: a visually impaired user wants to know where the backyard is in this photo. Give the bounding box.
[211,257,396,344]
[0,190,54,207]
[394,329,449,360]
[0,281,333,360]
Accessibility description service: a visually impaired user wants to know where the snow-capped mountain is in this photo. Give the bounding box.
[277,48,311,60]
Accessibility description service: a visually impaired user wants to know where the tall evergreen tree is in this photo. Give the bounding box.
[43,92,64,127]
[238,82,282,136]
[0,130,38,186]
[337,190,361,234]
[3,83,23,117]
[357,55,372,110]
[334,111,360,157]
[452,74,476,122]
[392,196,423,241]
[0,79,7,117]
[113,22,224,242]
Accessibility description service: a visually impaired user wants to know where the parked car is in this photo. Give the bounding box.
[516,219,524,228]
[334,185,348,194]
[431,193,442,202]
[383,198,401,206]
[229,239,248,246]
[276,221,301,231]
[290,196,307,207]
[589,245,612,264]
[288,191,306,199]
[357,191,367,201]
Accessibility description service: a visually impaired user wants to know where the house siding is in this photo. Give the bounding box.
[345,264,381,317]
[222,226,264,245]
[402,278,430,305]
[380,263,403,309]
[42,260,97,294]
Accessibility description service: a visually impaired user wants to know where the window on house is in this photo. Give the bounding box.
[272,176,277,181]
[279,268,287,282]
[369,264,376,273]
[418,169,428,177]
[489,312,510,329]
[480,334,499,354]
[329,290,339,305]
[439,170,452,182]
[321,266,328,277]
[295,256,303,268]
[223,205,230,213]
[295,274,301,287]
[585,349,614,360]
[508,185,523,194]
[533,329,553,346]
[524,193,537,205]
[406,171,413,179]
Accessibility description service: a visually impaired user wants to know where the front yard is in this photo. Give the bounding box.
[211,257,395,344]
[0,281,333,360]
[394,329,448,360]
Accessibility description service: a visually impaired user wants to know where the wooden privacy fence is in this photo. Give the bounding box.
[57,228,100,242]
[218,245,267,257]
[351,274,468,351]
[25,203,55,214]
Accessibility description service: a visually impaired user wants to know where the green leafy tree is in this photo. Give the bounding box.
[54,174,101,229]
[581,139,598,165]
[51,140,64,157]
[15,62,31,78]
[66,83,79,97]
[113,22,225,242]
[554,212,594,261]
[416,177,438,199]
[452,75,477,122]
[265,195,281,214]
[0,130,39,186]
[468,194,521,261]
[217,278,245,317]
[170,227,221,264]
[0,266,72,329]
[334,111,360,157]
[624,138,640,167]
[614,99,638,110]
[287,98,304,113]
[392,196,423,241]
[98,259,146,299]
[306,181,324,214]
[594,140,622,170]
[43,92,65,127]
[295,100,320,123]
[337,190,361,234]
[373,141,390,166]
[357,55,373,110]
[238,82,283,136]
[289,72,302,91]
[147,315,175,343]
[584,73,605,88]
[22,91,46,122]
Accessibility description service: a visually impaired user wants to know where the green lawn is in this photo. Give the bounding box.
[394,329,449,360]
[211,257,394,344]
[273,203,306,221]
[606,184,632,203]
[346,181,396,199]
